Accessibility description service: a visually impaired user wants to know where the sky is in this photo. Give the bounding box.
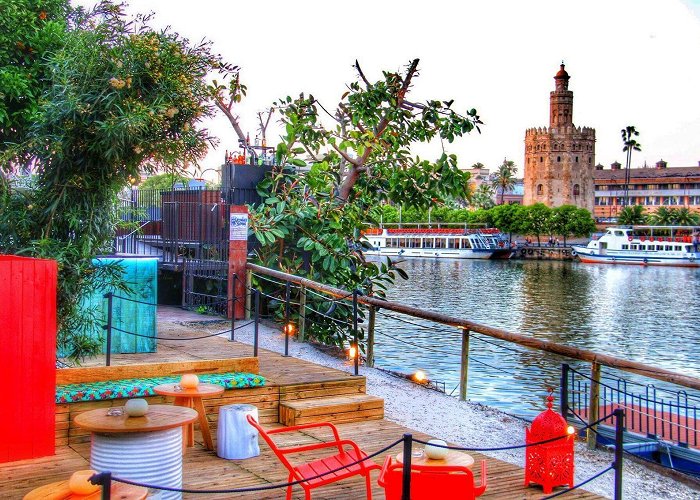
[73,0,700,179]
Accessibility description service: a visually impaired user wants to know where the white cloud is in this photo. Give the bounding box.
[72,0,700,177]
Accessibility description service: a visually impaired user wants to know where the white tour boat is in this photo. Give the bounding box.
[571,226,700,267]
[362,226,513,260]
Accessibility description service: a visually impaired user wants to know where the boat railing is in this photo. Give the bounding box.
[244,262,700,477]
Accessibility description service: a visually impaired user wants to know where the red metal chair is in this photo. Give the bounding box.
[377,455,488,499]
[246,414,380,500]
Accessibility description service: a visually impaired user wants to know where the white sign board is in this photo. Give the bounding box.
[229,213,249,241]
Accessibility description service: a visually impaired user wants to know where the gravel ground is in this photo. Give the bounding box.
[184,317,700,500]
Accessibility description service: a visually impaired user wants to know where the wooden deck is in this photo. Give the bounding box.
[3,419,603,499]
[0,309,605,499]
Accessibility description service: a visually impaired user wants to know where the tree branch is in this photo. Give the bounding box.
[354,59,372,88]
[338,59,421,201]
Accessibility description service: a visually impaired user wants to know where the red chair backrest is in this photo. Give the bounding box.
[379,456,480,500]
[246,414,297,473]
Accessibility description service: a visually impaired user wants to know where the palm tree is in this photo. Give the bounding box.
[617,205,646,225]
[621,126,641,208]
[648,206,673,225]
[491,158,517,205]
[471,184,495,209]
[673,207,700,226]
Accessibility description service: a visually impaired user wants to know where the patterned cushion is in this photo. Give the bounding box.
[55,372,266,403]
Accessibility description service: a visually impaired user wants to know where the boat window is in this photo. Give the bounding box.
[461,239,472,249]
[448,238,459,249]
[656,245,663,251]
[631,244,638,250]
[434,238,445,249]
[622,244,629,250]
[665,246,672,251]
[675,246,682,251]
[614,230,624,237]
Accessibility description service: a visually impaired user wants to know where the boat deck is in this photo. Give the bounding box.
[1,308,604,499]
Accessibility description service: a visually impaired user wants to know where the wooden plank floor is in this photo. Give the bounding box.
[0,308,604,499]
[1,419,603,499]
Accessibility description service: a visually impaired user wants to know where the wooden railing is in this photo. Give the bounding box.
[245,262,700,447]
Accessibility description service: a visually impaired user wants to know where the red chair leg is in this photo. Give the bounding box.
[365,473,373,500]
[286,473,294,500]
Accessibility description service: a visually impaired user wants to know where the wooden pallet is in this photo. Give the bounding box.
[280,393,384,426]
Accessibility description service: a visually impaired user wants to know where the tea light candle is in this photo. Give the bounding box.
[68,469,100,495]
[424,439,448,460]
[180,373,199,389]
[124,398,149,417]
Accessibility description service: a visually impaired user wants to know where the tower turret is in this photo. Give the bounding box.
[550,63,573,128]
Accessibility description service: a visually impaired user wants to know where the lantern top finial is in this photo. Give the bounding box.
[546,387,554,410]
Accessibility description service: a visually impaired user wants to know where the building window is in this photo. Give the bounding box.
[557,156,561,162]
[575,156,579,163]
[537,184,543,195]
[588,156,592,164]
[573,184,580,196]
[540,156,543,163]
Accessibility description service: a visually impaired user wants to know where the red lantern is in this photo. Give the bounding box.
[524,391,575,494]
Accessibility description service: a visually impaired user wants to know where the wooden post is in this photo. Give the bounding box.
[227,206,248,320]
[459,328,470,401]
[367,305,376,368]
[299,285,307,343]
[587,361,602,449]
[245,268,252,320]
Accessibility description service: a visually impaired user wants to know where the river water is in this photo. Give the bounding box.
[373,258,700,419]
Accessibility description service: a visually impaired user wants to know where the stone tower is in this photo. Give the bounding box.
[523,64,595,211]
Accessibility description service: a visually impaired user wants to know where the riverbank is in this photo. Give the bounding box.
[175,313,699,499]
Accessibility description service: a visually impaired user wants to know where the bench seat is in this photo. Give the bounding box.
[56,372,265,403]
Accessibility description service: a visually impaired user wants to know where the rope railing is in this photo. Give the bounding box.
[86,410,624,499]
[110,323,254,342]
[413,412,615,452]
[90,437,403,495]
[541,464,615,499]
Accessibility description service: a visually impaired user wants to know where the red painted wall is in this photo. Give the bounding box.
[0,256,57,462]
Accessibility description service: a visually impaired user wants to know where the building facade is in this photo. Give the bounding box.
[523,64,595,211]
[593,160,700,218]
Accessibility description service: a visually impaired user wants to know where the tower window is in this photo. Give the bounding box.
[573,184,580,196]
[537,184,543,195]
[540,157,543,163]
[588,156,592,164]
[557,156,561,162]
[575,156,579,163]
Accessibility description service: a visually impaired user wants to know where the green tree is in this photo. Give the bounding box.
[672,207,699,226]
[0,2,235,360]
[522,203,552,245]
[250,59,482,347]
[471,183,494,209]
[491,158,517,205]
[549,205,596,245]
[1,0,70,168]
[139,173,190,191]
[621,126,641,207]
[490,203,525,244]
[618,205,647,225]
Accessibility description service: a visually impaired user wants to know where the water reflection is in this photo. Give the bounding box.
[373,258,700,418]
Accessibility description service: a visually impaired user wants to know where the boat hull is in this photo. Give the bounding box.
[571,246,700,267]
[363,248,494,260]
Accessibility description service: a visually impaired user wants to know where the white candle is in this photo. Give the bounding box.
[124,398,149,417]
[424,439,448,460]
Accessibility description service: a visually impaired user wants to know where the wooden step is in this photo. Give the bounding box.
[279,393,384,426]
